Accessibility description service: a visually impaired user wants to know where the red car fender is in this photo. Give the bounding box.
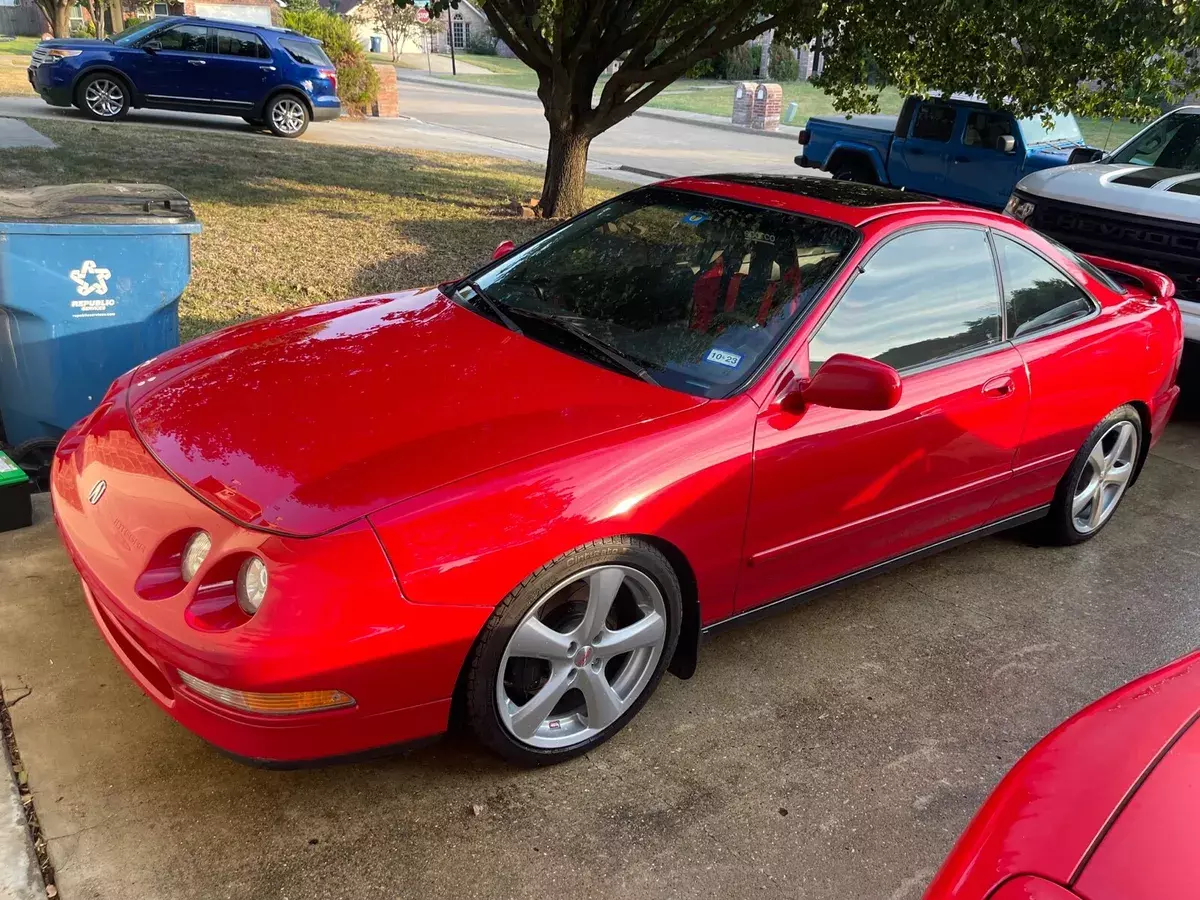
[924,652,1200,900]
[368,398,758,629]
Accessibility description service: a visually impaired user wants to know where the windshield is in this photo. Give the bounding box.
[110,21,162,46]
[1017,112,1084,146]
[1109,111,1200,171]
[468,188,857,398]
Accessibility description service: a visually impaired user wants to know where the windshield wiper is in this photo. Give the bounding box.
[455,281,523,335]
[504,307,660,386]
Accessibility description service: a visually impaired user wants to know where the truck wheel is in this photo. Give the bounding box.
[76,73,130,121]
[830,157,876,184]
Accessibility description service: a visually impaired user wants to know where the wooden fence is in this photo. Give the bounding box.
[0,4,44,37]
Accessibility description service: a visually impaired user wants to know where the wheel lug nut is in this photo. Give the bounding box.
[591,659,602,671]
[567,641,578,656]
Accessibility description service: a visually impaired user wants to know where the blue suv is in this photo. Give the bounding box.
[28,17,341,137]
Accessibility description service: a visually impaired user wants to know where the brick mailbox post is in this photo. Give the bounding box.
[731,81,759,126]
[372,64,400,118]
[750,83,783,131]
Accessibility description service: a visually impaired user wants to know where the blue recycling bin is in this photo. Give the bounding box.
[0,183,200,452]
[370,35,382,53]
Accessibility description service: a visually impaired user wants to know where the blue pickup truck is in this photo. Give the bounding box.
[795,95,1093,209]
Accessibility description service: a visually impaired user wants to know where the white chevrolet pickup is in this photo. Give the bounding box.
[1006,106,1200,342]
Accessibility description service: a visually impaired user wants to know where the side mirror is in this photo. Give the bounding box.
[142,40,162,52]
[492,240,515,261]
[1067,146,1105,165]
[996,134,1016,154]
[782,353,902,413]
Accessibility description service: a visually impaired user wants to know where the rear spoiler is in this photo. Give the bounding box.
[1081,254,1175,302]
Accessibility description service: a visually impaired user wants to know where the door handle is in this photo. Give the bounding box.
[260,65,276,71]
[909,147,924,155]
[188,59,206,65]
[982,375,1015,397]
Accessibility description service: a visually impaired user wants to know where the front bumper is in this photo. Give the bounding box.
[29,65,72,107]
[50,396,490,763]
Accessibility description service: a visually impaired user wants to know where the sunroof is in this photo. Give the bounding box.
[707,174,938,207]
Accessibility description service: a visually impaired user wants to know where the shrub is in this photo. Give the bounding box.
[719,44,762,81]
[122,16,149,30]
[280,9,378,115]
[685,57,715,79]
[465,28,498,56]
[768,42,799,81]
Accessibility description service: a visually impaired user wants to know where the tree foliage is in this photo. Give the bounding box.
[398,0,1199,217]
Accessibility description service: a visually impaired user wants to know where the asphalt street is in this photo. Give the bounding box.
[2,409,1198,900]
[0,75,803,183]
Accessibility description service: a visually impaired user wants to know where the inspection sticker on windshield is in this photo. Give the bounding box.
[680,212,709,227]
[706,348,743,368]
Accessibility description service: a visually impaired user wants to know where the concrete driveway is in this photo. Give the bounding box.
[0,76,801,183]
[2,406,1198,900]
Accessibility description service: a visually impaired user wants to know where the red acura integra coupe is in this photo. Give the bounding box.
[51,176,1183,766]
[926,651,1200,900]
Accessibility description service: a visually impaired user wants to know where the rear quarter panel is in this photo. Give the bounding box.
[805,118,893,181]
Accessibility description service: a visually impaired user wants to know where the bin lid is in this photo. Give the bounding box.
[0,451,29,487]
[0,183,196,225]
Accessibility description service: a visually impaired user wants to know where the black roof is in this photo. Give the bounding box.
[708,174,938,208]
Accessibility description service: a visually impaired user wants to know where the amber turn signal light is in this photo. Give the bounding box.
[177,671,354,715]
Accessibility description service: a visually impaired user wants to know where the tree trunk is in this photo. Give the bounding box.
[52,2,69,37]
[108,0,123,33]
[540,123,591,219]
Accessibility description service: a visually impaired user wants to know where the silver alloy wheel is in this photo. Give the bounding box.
[1072,420,1139,534]
[84,78,124,118]
[496,565,668,749]
[271,98,306,135]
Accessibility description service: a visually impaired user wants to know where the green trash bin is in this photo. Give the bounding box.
[0,448,32,532]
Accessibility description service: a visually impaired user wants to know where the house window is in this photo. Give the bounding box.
[68,4,84,28]
[452,14,468,49]
[152,2,169,15]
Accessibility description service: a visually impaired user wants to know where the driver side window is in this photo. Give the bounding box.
[807,227,1002,373]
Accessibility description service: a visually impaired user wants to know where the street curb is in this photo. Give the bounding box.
[393,70,801,143]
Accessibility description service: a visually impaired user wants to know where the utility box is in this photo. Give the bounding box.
[751,82,783,131]
[0,449,31,532]
[731,81,759,126]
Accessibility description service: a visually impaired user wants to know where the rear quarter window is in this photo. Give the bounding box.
[278,38,332,67]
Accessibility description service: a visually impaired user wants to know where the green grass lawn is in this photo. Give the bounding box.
[1,118,622,340]
[0,37,39,56]
[0,59,34,97]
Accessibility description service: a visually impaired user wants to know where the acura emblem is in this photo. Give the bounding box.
[88,480,107,505]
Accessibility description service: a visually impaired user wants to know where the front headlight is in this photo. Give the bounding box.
[181,532,211,582]
[1004,193,1037,223]
[44,49,83,63]
[236,557,269,615]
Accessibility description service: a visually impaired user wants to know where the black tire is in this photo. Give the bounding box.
[829,155,876,184]
[8,437,58,493]
[1043,405,1143,545]
[264,93,310,138]
[75,72,130,121]
[465,536,682,766]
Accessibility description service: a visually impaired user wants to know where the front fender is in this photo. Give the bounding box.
[367,400,756,629]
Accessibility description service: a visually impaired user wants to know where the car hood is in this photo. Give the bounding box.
[126,288,702,536]
[1017,162,1200,224]
[38,38,112,50]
